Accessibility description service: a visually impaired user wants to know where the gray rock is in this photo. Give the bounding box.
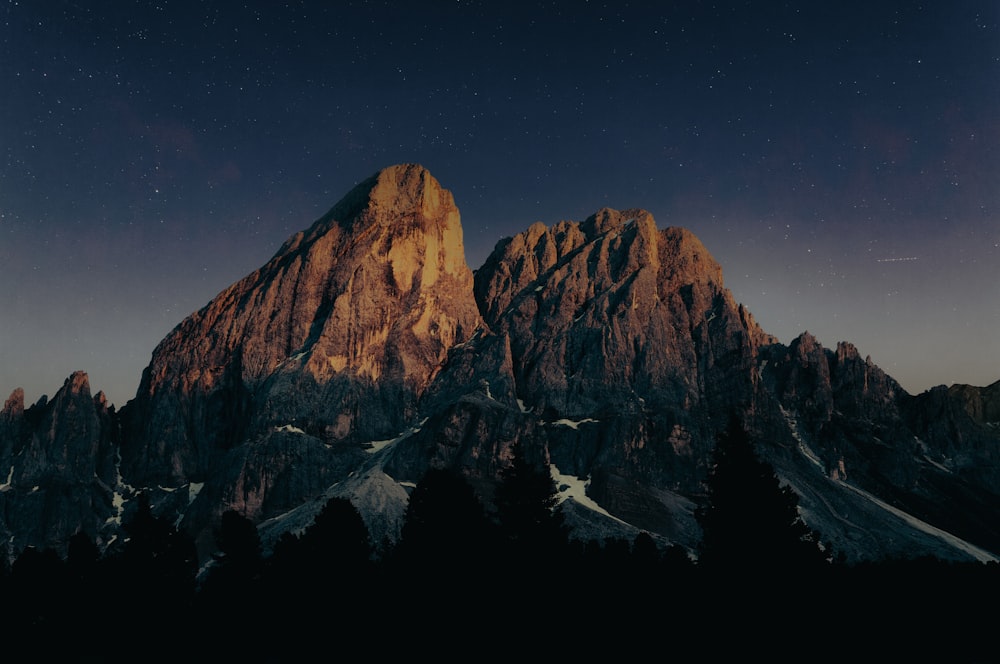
[3,163,998,567]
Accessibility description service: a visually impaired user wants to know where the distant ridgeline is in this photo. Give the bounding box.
[2,163,998,584]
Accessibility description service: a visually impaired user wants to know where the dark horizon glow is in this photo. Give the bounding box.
[2,1,998,408]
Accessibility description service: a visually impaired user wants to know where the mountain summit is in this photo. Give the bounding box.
[121,164,482,482]
[2,164,998,565]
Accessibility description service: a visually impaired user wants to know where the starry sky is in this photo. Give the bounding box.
[2,1,998,408]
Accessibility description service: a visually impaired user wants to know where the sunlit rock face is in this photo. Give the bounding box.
[381,203,1000,564]
[473,208,776,419]
[381,206,780,546]
[119,164,483,495]
[7,163,999,566]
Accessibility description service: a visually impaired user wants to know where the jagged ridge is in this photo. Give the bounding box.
[1,163,998,567]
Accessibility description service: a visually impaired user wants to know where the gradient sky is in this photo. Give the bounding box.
[2,1,998,408]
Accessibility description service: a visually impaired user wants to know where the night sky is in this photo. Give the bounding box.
[3,1,998,408]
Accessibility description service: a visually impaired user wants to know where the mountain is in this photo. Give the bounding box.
[119,163,483,554]
[2,163,998,566]
[0,374,119,552]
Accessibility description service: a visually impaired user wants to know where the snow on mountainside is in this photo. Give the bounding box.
[1,163,999,568]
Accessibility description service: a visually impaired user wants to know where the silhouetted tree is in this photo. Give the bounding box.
[65,531,105,641]
[264,498,371,597]
[8,546,69,637]
[67,531,100,573]
[661,543,695,572]
[299,496,373,571]
[393,467,496,586]
[631,531,662,570]
[257,497,374,643]
[114,491,198,641]
[493,441,569,575]
[695,416,828,576]
[193,510,266,653]
[199,510,263,605]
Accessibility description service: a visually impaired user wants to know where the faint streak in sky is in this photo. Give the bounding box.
[875,257,919,263]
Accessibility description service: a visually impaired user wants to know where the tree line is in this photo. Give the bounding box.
[1,420,996,661]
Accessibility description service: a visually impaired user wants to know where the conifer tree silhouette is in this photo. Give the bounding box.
[199,510,263,611]
[394,466,496,582]
[65,531,104,644]
[695,416,827,575]
[493,441,568,575]
[8,546,69,638]
[299,496,373,571]
[256,497,374,644]
[115,491,198,642]
[400,468,492,552]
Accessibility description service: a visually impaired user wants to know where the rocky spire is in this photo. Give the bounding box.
[0,372,118,557]
[2,387,24,421]
[472,207,776,419]
[121,164,484,486]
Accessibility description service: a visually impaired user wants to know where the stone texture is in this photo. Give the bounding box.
[120,163,483,488]
[0,372,118,557]
[2,164,998,566]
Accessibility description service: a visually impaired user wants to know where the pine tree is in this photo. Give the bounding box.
[390,466,497,606]
[201,510,263,601]
[695,416,828,575]
[299,496,373,571]
[493,441,568,572]
[114,491,198,642]
[397,467,495,567]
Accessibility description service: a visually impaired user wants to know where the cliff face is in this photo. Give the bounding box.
[756,338,1000,559]
[385,207,779,544]
[120,164,482,485]
[472,208,776,419]
[2,163,998,564]
[0,373,119,553]
[112,164,483,553]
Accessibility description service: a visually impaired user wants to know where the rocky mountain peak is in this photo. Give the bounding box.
[468,206,774,429]
[658,225,725,291]
[368,162,454,221]
[65,370,91,397]
[947,379,1000,426]
[4,163,1000,568]
[2,388,24,420]
[121,163,483,486]
[0,370,118,557]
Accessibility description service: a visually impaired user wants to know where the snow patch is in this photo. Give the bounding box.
[0,465,13,491]
[781,406,995,562]
[550,465,629,525]
[275,424,306,434]
[836,480,999,563]
[546,417,598,430]
[781,405,824,471]
[106,491,126,526]
[368,418,428,454]
[516,398,532,414]
[922,455,952,473]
